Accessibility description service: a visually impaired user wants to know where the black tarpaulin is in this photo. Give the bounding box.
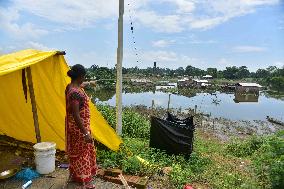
[150,113,195,157]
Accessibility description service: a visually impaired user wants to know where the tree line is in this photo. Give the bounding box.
[86,65,284,92]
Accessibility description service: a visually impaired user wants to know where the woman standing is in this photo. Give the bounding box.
[65,64,96,188]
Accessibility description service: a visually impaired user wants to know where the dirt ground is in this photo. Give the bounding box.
[0,168,128,189]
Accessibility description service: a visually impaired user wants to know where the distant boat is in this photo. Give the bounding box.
[266,116,284,126]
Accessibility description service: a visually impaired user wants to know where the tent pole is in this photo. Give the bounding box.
[26,67,41,143]
[116,0,124,135]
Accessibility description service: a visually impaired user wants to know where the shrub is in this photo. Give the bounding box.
[97,104,150,138]
[252,134,284,189]
[122,109,150,139]
[225,132,284,189]
[225,135,264,157]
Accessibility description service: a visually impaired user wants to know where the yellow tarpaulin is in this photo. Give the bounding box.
[0,49,122,151]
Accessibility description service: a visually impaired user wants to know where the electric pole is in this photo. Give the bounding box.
[116,0,124,135]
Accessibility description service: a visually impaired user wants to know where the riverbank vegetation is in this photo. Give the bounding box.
[96,104,284,189]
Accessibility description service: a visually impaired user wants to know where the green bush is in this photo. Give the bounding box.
[122,156,143,175]
[97,137,211,188]
[169,152,211,189]
[252,135,284,189]
[122,109,150,138]
[225,133,284,189]
[97,104,150,139]
[225,135,264,157]
[169,163,193,188]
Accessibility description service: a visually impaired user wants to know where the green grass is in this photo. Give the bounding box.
[96,104,284,189]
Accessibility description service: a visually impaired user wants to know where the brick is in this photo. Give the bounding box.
[136,177,149,189]
[128,176,140,184]
[96,169,105,177]
[100,173,149,189]
[103,175,122,185]
[104,168,122,177]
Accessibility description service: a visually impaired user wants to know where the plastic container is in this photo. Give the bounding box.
[33,142,56,174]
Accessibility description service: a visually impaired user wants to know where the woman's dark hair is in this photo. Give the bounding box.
[67,64,86,80]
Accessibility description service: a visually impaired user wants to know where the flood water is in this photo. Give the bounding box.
[94,91,284,121]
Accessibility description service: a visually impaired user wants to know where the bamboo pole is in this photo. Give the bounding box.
[26,67,41,143]
[116,0,124,135]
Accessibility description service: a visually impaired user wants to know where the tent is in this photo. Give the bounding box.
[0,49,122,151]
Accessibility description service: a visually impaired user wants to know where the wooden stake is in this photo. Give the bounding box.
[26,67,41,143]
[151,99,155,110]
[167,94,171,112]
[118,174,131,189]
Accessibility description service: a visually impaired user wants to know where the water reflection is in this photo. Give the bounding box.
[234,93,259,103]
[87,88,115,102]
[92,90,284,121]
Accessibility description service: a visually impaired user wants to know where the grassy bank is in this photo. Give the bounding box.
[96,105,284,189]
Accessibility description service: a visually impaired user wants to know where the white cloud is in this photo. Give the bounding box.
[0,0,280,36]
[176,0,195,13]
[152,40,175,48]
[0,8,48,39]
[165,0,195,13]
[25,41,55,51]
[188,0,275,30]
[0,41,55,54]
[134,11,183,33]
[132,0,280,32]
[190,17,228,30]
[233,45,267,53]
[13,0,118,28]
[240,0,279,6]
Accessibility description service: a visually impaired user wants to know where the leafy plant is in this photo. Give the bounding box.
[97,104,150,138]
[225,135,264,157]
[252,134,284,189]
[226,132,284,189]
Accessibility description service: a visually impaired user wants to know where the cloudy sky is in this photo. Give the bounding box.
[0,0,283,71]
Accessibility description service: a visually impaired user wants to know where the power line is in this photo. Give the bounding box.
[127,1,140,63]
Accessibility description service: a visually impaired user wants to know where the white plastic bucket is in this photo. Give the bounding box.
[33,142,56,174]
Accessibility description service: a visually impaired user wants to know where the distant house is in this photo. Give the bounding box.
[235,83,262,93]
[168,83,178,87]
[192,79,210,87]
[177,77,193,87]
[203,75,213,80]
[131,79,153,87]
[156,82,177,90]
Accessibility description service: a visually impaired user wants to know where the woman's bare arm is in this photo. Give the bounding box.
[81,81,97,88]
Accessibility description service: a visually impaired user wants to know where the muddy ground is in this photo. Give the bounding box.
[129,105,283,140]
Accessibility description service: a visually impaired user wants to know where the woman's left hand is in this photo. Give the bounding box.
[84,134,94,144]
